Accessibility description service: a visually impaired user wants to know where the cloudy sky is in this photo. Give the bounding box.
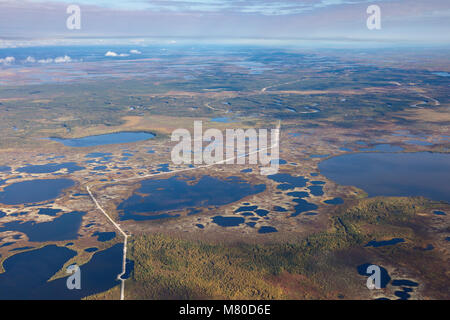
[0,0,449,45]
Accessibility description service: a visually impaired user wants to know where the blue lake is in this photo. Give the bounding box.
[258,226,278,234]
[0,211,85,242]
[267,173,308,190]
[0,244,122,299]
[38,208,62,216]
[17,162,84,174]
[323,197,344,205]
[319,152,450,203]
[118,175,265,221]
[0,179,75,205]
[308,185,324,196]
[291,198,318,217]
[48,132,155,147]
[365,238,405,248]
[93,231,116,242]
[212,216,245,227]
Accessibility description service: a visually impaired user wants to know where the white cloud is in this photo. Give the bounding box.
[38,58,53,64]
[24,55,72,64]
[54,55,72,63]
[105,50,129,57]
[0,56,15,65]
[105,50,118,57]
[130,49,142,54]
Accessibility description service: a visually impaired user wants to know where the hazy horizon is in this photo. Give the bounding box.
[0,0,449,48]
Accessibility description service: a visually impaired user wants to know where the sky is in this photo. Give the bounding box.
[0,0,449,46]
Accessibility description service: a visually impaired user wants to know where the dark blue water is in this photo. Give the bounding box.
[49,132,155,147]
[308,185,324,196]
[394,290,411,300]
[433,210,446,216]
[241,212,254,216]
[254,209,269,217]
[93,231,116,242]
[17,162,84,174]
[118,175,265,221]
[156,163,171,173]
[121,212,180,221]
[212,216,245,227]
[93,165,108,171]
[0,242,15,248]
[287,191,309,198]
[122,152,134,157]
[391,279,419,300]
[323,197,344,205]
[38,208,62,216]
[291,198,318,217]
[0,211,85,242]
[235,206,258,213]
[0,166,11,172]
[0,179,75,205]
[0,244,122,299]
[286,191,318,216]
[267,173,308,190]
[258,226,278,234]
[365,238,405,248]
[391,279,419,287]
[319,152,450,203]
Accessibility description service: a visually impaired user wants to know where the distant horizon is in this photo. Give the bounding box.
[1,36,450,50]
[1,0,449,46]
